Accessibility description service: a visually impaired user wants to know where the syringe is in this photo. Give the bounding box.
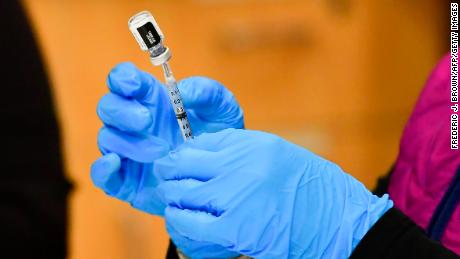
[162,62,193,140]
[128,11,193,141]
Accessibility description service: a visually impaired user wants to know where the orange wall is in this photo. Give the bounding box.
[23,1,445,258]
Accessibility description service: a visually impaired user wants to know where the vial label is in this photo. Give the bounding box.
[137,22,161,48]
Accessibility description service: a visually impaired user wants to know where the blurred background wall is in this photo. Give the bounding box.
[22,0,448,258]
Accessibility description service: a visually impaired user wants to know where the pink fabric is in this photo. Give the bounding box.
[388,54,460,254]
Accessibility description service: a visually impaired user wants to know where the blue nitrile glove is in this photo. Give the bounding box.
[91,63,243,259]
[155,129,394,258]
[90,62,243,216]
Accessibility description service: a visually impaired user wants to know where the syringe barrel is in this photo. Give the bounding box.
[162,63,193,141]
[164,74,193,141]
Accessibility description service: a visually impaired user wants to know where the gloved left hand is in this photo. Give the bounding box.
[90,62,243,216]
[91,63,243,259]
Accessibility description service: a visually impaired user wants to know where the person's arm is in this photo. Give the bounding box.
[351,208,459,259]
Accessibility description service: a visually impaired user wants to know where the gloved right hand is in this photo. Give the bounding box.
[90,62,244,216]
[155,129,394,258]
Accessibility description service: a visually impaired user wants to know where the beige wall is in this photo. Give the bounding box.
[23,0,445,258]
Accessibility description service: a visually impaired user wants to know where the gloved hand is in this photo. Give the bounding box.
[91,63,243,258]
[155,129,394,258]
[91,63,243,216]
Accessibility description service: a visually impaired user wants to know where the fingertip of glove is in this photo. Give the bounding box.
[191,128,239,147]
[154,152,178,180]
[90,153,121,189]
[178,76,224,106]
[97,93,153,133]
[107,62,150,98]
[97,126,171,163]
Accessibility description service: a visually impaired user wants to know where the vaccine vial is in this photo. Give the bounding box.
[128,11,171,66]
